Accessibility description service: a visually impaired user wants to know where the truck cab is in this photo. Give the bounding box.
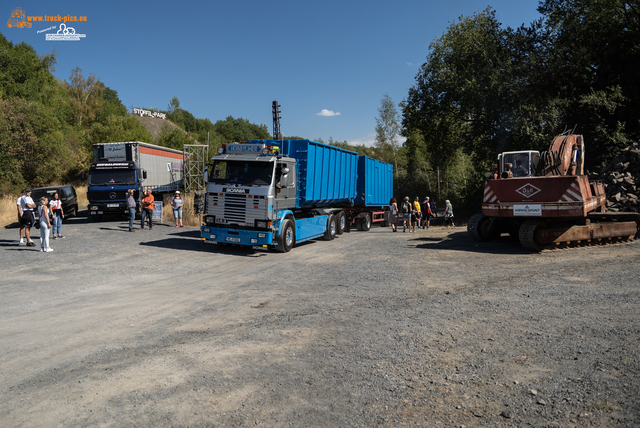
[87,161,144,220]
[201,142,288,247]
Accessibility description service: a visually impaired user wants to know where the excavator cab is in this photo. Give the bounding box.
[497,151,540,178]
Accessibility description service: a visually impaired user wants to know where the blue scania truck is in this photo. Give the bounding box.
[200,139,393,252]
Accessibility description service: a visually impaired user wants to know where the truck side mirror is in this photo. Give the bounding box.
[280,168,290,187]
[142,170,147,180]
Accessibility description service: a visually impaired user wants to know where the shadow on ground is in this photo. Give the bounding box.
[412,231,534,255]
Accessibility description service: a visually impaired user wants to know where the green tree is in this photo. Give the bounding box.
[374,94,402,177]
[0,98,72,189]
[167,96,180,115]
[87,115,153,147]
[155,122,194,150]
[535,0,640,168]
[66,67,104,128]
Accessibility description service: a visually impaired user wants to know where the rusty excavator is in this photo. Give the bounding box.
[468,132,640,250]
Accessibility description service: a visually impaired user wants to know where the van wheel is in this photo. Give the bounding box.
[276,219,295,252]
[323,214,336,241]
[336,211,346,235]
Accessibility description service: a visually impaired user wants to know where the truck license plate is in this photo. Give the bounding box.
[107,203,119,208]
[226,237,241,243]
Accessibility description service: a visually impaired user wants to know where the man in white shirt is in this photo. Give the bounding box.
[16,189,25,244]
[20,188,37,247]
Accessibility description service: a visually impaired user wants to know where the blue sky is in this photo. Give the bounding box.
[3,0,542,146]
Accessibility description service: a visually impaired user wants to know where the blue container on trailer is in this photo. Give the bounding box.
[355,156,393,206]
[251,139,359,208]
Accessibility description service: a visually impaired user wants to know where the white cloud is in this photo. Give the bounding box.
[406,62,413,66]
[316,109,341,117]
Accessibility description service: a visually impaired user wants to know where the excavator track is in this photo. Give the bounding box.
[468,213,501,242]
[518,213,640,251]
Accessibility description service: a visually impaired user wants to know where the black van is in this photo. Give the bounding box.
[30,186,79,217]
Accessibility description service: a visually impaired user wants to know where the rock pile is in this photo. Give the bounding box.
[590,142,640,212]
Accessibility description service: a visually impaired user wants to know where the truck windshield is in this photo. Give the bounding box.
[503,153,530,177]
[210,160,274,185]
[88,170,137,185]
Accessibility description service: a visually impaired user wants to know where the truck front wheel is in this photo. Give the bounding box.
[276,219,295,252]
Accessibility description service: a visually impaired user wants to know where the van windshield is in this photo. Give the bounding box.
[210,160,274,185]
[88,170,137,185]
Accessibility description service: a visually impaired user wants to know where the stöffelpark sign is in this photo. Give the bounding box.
[134,108,166,120]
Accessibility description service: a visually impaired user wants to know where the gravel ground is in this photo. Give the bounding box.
[1,212,639,427]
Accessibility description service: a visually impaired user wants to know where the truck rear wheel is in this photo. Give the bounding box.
[323,214,336,240]
[336,211,346,235]
[361,213,372,231]
[275,219,295,252]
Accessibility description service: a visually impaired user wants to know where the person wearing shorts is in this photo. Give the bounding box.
[17,189,25,244]
[413,196,422,231]
[422,196,432,229]
[20,188,37,247]
[400,196,412,232]
[170,191,184,227]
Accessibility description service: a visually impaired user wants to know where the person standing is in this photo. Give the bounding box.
[126,189,137,232]
[422,196,433,229]
[17,189,25,244]
[413,196,422,231]
[140,189,154,230]
[37,196,53,252]
[400,196,412,233]
[49,192,64,239]
[170,191,184,228]
[389,197,398,232]
[20,188,37,247]
[444,199,455,227]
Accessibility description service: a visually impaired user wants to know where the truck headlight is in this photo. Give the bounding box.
[256,220,267,229]
[250,238,258,244]
[258,233,266,238]
[205,216,215,224]
[203,227,211,233]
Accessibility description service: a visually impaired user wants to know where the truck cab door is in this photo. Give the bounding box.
[276,161,296,209]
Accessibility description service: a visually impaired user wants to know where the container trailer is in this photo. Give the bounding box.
[200,139,392,252]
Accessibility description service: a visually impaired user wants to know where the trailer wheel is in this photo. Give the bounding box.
[361,213,372,231]
[275,219,295,252]
[336,211,346,235]
[323,214,337,241]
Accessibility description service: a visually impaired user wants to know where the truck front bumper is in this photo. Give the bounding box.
[88,202,127,215]
[201,226,274,247]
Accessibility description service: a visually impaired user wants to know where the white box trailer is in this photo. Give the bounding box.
[92,141,184,192]
[87,142,183,220]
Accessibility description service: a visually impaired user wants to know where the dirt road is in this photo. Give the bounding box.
[1,214,639,427]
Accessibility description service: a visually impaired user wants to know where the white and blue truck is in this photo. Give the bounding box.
[200,139,393,252]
